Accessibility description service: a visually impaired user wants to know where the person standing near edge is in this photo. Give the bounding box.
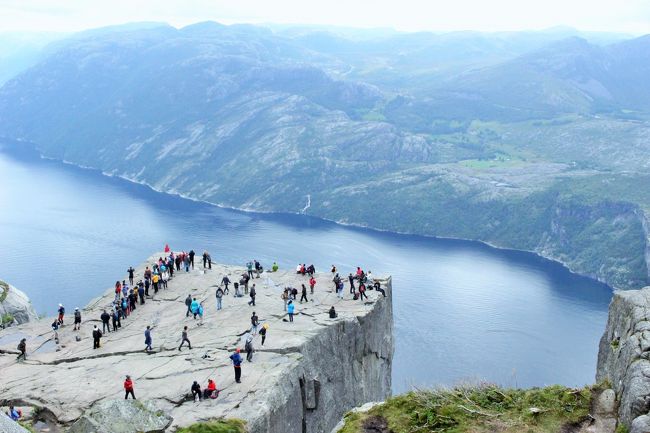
[230,348,243,383]
[124,375,136,399]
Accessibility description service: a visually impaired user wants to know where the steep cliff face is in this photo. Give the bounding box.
[0,280,38,327]
[596,287,650,431]
[0,256,393,433]
[247,277,393,433]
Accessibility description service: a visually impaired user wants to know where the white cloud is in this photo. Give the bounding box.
[0,0,648,33]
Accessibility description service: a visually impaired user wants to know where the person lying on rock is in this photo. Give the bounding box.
[191,381,202,401]
[203,379,217,399]
[124,375,135,399]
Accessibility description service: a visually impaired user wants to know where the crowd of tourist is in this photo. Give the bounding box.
[8,244,388,418]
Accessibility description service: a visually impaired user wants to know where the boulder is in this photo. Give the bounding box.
[0,280,38,327]
[68,400,172,433]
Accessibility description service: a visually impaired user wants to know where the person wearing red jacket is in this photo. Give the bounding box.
[309,276,316,294]
[203,379,217,399]
[124,375,136,399]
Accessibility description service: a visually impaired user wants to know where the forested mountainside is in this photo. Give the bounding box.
[0,22,649,288]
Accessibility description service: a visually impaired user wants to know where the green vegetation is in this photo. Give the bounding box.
[339,385,597,433]
[0,279,9,302]
[1,313,14,325]
[175,419,246,433]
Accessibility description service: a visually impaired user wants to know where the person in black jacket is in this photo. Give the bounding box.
[185,294,192,317]
[101,310,111,333]
[92,325,102,349]
[188,250,195,269]
[191,381,202,401]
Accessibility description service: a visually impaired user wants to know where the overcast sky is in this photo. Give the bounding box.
[1,0,649,34]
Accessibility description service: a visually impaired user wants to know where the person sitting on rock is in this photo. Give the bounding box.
[124,375,135,399]
[191,381,202,401]
[329,306,337,319]
[7,405,21,421]
[230,348,243,383]
[203,379,217,399]
[271,262,279,272]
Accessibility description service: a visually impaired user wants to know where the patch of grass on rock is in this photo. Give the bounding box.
[175,419,246,433]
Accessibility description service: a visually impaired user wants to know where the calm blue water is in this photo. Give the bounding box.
[0,146,612,393]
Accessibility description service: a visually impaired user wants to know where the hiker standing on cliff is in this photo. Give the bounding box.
[244,333,254,362]
[281,289,289,311]
[287,300,295,322]
[190,298,200,319]
[230,348,243,383]
[124,375,136,399]
[250,312,259,334]
[246,261,254,279]
[300,284,308,303]
[92,325,102,349]
[57,303,65,325]
[185,294,192,317]
[248,284,256,306]
[259,324,268,345]
[309,276,316,294]
[216,287,224,310]
[348,273,356,294]
[101,309,111,333]
[127,266,135,286]
[73,307,82,331]
[179,325,192,351]
[359,283,368,301]
[202,251,208,269]
[221,275,230,294]
[189,250,195,269]
[144,326,152,352]
[16,338,26,361]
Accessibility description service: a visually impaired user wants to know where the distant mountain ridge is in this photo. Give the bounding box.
[0,22,649,289]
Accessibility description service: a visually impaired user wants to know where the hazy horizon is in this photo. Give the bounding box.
[1,0,649,35]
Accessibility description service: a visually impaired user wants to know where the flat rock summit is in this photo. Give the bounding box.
[0,254,393,433]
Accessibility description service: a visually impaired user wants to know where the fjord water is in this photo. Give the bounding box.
[0,148,612,392]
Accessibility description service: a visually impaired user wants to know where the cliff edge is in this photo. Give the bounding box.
[0,255,393,433]
[597,286,650,432]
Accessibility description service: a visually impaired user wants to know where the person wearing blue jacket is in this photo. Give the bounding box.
[190,298,199,319]
[287,301,295,322]
[230,348,243,383]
